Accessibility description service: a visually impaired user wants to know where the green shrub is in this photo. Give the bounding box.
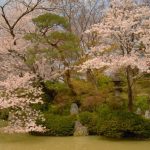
[135,95,149,112]
[48,104,71,116]
[33,114,76,136]
[79,111,98,135]
[97,106,150,139]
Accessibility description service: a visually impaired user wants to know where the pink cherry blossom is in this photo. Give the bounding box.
[82,0,150,74]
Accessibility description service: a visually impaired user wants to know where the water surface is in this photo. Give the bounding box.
[0,134,150,150]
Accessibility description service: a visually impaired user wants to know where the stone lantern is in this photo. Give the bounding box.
[111,74,123,98]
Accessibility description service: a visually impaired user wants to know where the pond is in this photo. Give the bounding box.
[1,134,150,150]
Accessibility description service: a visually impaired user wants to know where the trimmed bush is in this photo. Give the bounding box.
[79,111,98,135]
[97,105,150,139]
[34,114,76,136]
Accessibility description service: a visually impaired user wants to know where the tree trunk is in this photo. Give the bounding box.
[64,69,77,96]
[126,66,133,112]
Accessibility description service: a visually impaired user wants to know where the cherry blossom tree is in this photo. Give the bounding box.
[81,0,150,112]
[0,1,56,132]
[0,72,45,133]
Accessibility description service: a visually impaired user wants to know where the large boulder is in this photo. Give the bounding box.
[70,103,79,115]
[74,121,88,136]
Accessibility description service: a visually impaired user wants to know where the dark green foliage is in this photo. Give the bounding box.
[25,13,81,68]
[39,114,76,136]
[45,81,69,93]
[25,31,81,63]
[48,104,71,116]
[32,13,69,29]
[96,105,150,139]
[0,109,9,120]
[47,31,81,56]
[79,112,98,135]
